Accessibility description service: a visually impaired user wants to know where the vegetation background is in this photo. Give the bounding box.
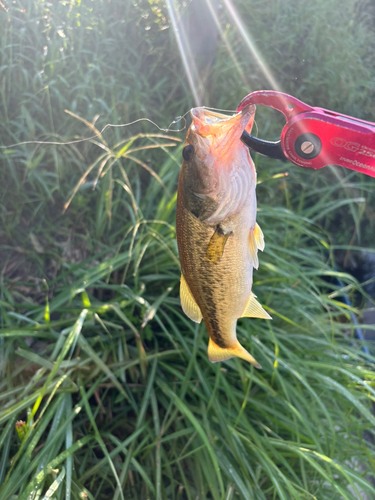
[1,0,375,498]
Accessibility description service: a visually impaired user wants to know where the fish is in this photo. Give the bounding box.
[175,105,271,368]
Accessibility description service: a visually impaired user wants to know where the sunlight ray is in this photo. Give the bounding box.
[165,0,201,106]
[203,0,249,88]
[222,0,281,91]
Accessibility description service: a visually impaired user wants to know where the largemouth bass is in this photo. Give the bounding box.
[176,105,271,368]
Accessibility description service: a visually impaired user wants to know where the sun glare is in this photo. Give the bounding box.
[165,0,201,106]
[222,0,281,91]
[166,0,281,105]
[203,0,249,88]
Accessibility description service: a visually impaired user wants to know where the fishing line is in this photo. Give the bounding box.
[0,106,239,150]
[0,112,190,149]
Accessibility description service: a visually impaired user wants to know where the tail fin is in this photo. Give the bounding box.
[208,337,261,369]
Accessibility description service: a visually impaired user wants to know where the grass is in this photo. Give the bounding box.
[1,0,375,498]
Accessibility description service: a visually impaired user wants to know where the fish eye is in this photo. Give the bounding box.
[182,144,194,161]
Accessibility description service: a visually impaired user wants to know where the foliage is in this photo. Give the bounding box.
[0,0,375,499]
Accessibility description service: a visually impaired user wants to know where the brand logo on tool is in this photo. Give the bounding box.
[331,137,375,158]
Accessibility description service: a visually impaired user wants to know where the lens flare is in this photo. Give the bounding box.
[222,0,281,91]
[203,0,249,88]
[165,0,201,106]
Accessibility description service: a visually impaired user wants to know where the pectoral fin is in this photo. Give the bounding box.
[254,223,265,251]
[180,274,202,323]
[241,293,272,319]
[208,337,261,369]
[249,223,264,269]
[249,231,259,269]
[206,227,231,264]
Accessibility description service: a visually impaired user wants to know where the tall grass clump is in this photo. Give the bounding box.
[1,124,375,499]
[1,0,375,499]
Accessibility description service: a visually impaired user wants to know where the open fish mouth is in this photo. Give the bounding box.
[188,105,255,162]
[191,108,233,126]
[190,105,255,139]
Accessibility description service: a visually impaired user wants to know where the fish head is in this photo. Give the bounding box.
[180,105,256,223]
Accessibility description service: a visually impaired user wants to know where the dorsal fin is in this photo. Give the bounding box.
[241,293,272,319]
[207,337,261,369]
[180,274,202,323]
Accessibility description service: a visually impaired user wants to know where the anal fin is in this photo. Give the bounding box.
[208,337,261,369]
[241,293,272,320]
[180,274,202,323]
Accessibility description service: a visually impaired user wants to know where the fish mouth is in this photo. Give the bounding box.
[190,105,255,142]
[189,105,255,157]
